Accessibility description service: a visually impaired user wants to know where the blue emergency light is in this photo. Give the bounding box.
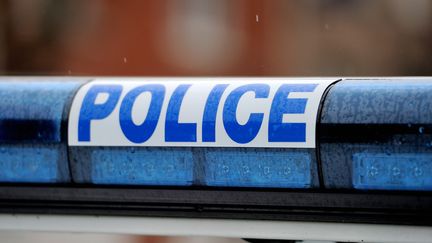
[0,77,431,192]
[319,79,432,191]
[0,78,83,183]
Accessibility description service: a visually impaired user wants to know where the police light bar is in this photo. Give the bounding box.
[0,77,431,227]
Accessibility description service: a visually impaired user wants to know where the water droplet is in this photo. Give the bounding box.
[283,167,291,176]
[384,148,391,155]
[395,137,406,145]
[419,126,425,134]
[369,166,378,177]
[123,57,127,63]
[263,166,270,176]
[255,14,259,22]
[222,165,229,174]
[242,165,250,174]
[166,164,174,173]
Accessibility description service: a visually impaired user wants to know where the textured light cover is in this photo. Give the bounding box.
[353,153,432,190]
[70,146,319,188]
[0,79,83,183]
[91,148,194,185]
[204,150,312,188]
[320,79,432,191]
[0,146,59,183]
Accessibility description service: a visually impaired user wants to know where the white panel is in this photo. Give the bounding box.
[69,78,335,148]
[0,214,431,243]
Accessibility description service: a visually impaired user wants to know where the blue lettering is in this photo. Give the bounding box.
[119,84,165,143]
[78,85,122,141]
[268,84,317,142]
[165,84,196,142]
[202,84,228,142]
[223,84,269,144]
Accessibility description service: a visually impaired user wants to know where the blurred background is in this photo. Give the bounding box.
[0,232,246,243]
[1,0,432,76]
[0,0,432,242]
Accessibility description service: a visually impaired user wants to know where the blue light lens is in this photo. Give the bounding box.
[320,79,432,191]
[70,146,318,188]
[0,146,59,183]
[204,150,312,188]
[90,148,193,185]
[0,81,80,142]
[353,153,432,191]
[0,79,83,183]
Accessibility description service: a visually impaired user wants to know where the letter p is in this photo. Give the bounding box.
[78,85,122,141]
